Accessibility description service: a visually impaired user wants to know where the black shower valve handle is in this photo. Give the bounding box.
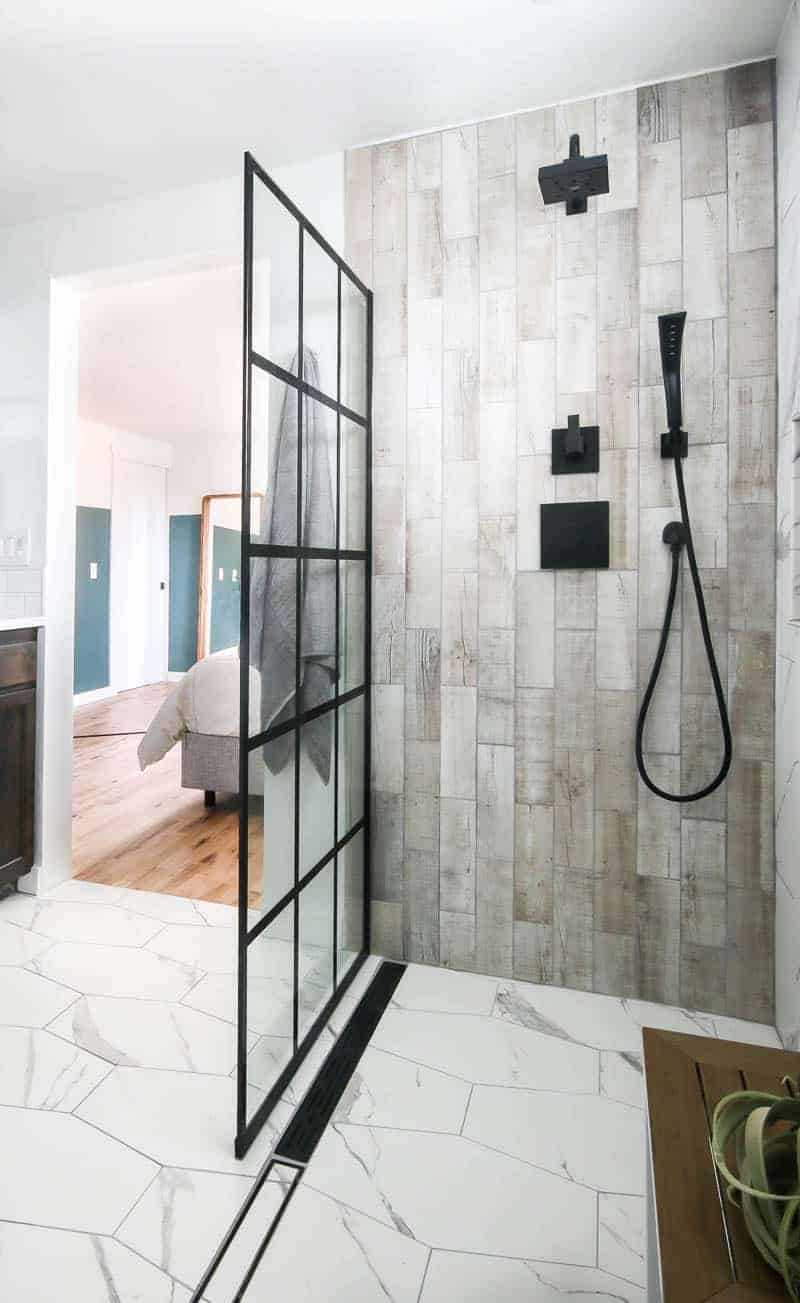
[563,413,585,460]
[662,520,689,552]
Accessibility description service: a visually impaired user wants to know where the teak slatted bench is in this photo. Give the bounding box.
[644,1028,800,1301]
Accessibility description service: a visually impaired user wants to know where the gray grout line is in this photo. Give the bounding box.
[416,1246,433,1302]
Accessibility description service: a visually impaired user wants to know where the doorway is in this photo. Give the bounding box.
[110,456,167,692]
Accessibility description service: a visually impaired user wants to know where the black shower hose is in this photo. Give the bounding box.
[635,447,732,802]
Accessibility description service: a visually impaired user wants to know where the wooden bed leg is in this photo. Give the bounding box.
[204,790,216,808]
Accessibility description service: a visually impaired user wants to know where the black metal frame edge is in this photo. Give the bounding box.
[235,150,373,1159]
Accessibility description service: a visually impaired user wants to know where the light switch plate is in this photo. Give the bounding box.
[89,561,99,580]
[0,529,31,568]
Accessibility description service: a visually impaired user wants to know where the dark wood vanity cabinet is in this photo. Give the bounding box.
[0,629,37,887]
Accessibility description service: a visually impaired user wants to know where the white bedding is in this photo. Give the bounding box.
[137,650,262,770]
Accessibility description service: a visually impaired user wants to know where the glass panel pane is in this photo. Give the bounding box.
[339,560,366,691]
[250,367,296,546]
[340,417,366,551]
[248,555,297,740]
[338,695,365,838]
[247,738,295,919]
[302,233,338,404]
[341,273,368,416]
[252,176,299,371]
[300,558,336,690]
[338,830,365,979]
[299,715,335,876]
[298,863,334,1039]
[300,398,337,549]
[245,899,295,1117]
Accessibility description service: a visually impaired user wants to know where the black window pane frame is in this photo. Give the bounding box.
[236,153,372,1159]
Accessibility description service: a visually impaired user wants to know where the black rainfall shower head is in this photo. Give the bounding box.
[658,311,687,435]
[538,134,609,216]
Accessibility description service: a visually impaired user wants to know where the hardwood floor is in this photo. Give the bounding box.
[73,684,245,906]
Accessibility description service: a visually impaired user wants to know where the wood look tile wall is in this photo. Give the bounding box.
[347,60,776,1019]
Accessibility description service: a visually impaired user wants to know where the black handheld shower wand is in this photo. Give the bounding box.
[635,313,732,803]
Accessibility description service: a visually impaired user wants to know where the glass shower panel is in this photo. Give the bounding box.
[302,233,339,404]
[339,417,366,551]
[339,559,366,692]
[298,863,335,1039]
[244,899,295,1121]
[341,273,368,416]
[338,830,365,979]
[252,179,299,371]
[249,368,297,547]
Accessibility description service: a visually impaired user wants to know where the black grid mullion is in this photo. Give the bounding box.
[333,264,342,991]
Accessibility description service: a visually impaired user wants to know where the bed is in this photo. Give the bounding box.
[138,650,262,805]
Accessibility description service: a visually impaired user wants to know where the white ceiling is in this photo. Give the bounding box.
[0,0,789,227]
[79,263,241,441]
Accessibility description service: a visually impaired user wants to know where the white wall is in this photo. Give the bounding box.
[775,1,800,1048]
[0,150,344,892]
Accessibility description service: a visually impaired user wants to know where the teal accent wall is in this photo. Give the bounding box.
[210,525,241,654]
[74,506,111,694]
[168,514,201,672]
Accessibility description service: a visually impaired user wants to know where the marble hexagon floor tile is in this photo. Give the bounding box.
[304,1124,598,1263]
[28,940,201,1000]
[0,918,53,966]
[118,888,238,927]
[0,1106,157,1232]
[45,880,128,906]
[389,963,500,1014]
[0,1221,192,1303]
[0,897,164,947]
[0,1027,111,1110]
[48,994,253,1074]
[420,1250,645,1301]
[598,1191,646,1287]
[243,1186,431,1302]
[599,1049,645,1108]
[75,1066,290,1176]
[116,1166,266,1300]
[0,965,77,1027]
[370,1006,599,1090]
[464,1086,646,1194]
[333,1046,472,1132]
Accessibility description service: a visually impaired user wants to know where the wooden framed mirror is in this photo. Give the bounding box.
[197,492,263,660]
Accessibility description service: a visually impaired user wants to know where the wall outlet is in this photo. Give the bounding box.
[0,529,31,568]
[89,561,98,580]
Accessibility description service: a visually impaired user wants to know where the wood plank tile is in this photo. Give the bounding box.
[596,809,636,935]
[726,887,774,1022]
[680,943,726,1014]
[371,684,405,795]
[555,629,595,749]
[479,402,517,516]
[683,194,728,320]
[728,121,775,254]
[682,568,728,695]
[442,125,478,240]
[636,875,680,1004]
[373,574,405,684]
[440,910,477,971]
[595,934,637,998]
[443,236,479,353]
[597,449,638,569]
[442,571,478,687]
[555,571,596,630]
[442,460,478,570]
[372,791,404,903]
[478,117,515,178]
[440,795,477,915]
[598,327,638,449]
[404,848,440,964]
[556,273,597,394]
[441,685,477,800]
[405,786,439,855]
[637,756,682,878]
[555,99,595,159]
[407,297,442,409]
[639,384,678,509]
[639,261,682,384]
[480,288,516,402]
[729,373,776,502]
[554,748,594,871]
[680,692,728,822]
[516,454,554,569]
[443,350,480,461]
[514,921,553,985]
[639,507,684,629]
[518,224,555,341]
[681,818,726,948]
[682,318,728,444]
[729,505,775,632]
[516,107,555,231]
[477,743,515,861]
[406,517,441,628]
[516,571,555,689]
[476,857,514,977]
[727,757,774,893]
[638,630,681,754]
[373,466,405,576]
[371,901,403,960]
[515,801,554,923]
[595,690,637,813]
[478,628,515,745]
[556,206,597,279]
[638,82,681,143]
[553,868,594,991]
[596,89,638,212]
[478,516,516,628]
[726,60,774,129]
[373,355,406,466]
[408,188,443,301]
[408,132,442,193]
[729,630,774,763]
[598,209,639,331]
[515,688,555,805]
[596,570,637,691]
[404,627,441,743]
[681,72,727,198]
[639,140,682,265]
[518,338,556,455]
[686,442,728,569]
[480,171,516,290]
[406,407,442,520]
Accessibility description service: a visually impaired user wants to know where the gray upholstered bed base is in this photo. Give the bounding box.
[181,732,239,806]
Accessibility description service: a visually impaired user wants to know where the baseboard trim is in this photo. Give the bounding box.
[73,685,116,708]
